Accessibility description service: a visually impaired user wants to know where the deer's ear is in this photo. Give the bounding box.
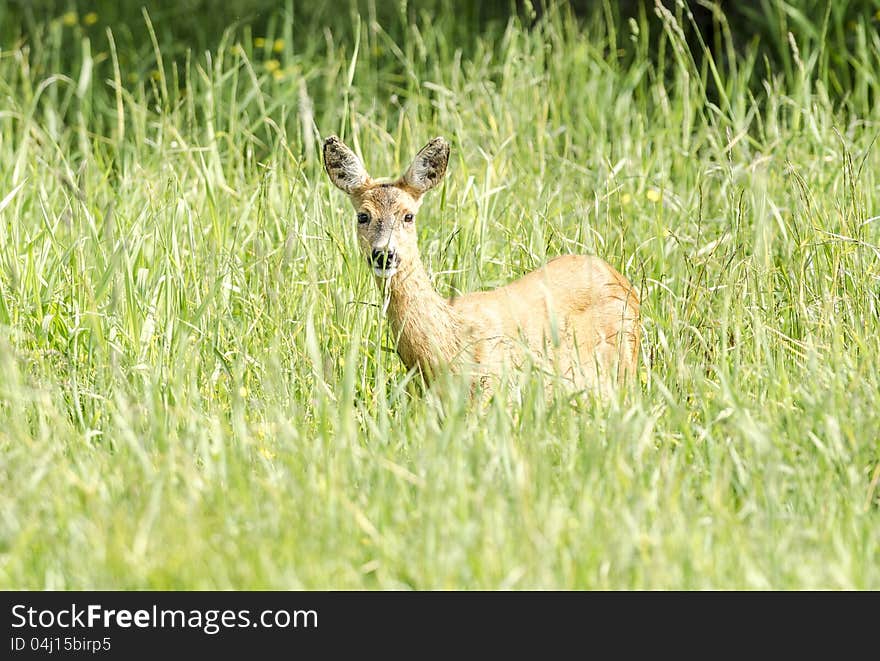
[323,135,370,194]
[399,137,449,196]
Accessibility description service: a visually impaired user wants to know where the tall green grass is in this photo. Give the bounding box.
[0,1,878,588]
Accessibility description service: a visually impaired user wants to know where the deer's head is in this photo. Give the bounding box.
[323,135,449,279]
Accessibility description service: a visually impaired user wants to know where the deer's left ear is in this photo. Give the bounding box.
[323,135,370,194]
[399,137,450,196]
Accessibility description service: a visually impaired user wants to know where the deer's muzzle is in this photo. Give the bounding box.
[370,248,400,278]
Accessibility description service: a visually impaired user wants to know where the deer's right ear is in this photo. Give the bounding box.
[323,136,370,194]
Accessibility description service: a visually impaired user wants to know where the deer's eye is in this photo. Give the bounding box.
[357,212,370,224]
[403,213,414,223]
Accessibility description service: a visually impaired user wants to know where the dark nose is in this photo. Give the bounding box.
[371,248,398,269]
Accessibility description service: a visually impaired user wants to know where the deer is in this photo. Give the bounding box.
[322,135,641,395]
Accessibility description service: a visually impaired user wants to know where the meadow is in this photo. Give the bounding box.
[0,0,878,588]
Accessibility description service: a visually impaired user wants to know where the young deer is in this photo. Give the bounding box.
[323,135,640,393]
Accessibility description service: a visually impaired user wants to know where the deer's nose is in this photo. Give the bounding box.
[371,248,399,269]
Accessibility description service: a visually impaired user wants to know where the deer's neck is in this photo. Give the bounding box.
[379,257,463,376]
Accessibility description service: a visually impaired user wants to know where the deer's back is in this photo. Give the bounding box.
[449,254,640,389]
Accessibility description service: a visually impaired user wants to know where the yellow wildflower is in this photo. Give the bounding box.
[646,189,662,203]
[62,11,78,26]
[83,12,98,26]
[254,37,266,48]
[273,38,285,53]
[621,193,632,206]
[264,59,280,72]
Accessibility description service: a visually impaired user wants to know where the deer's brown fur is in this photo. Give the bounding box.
[323,135,640,393]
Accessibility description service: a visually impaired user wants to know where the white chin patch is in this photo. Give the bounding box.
[372,266,398,279]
